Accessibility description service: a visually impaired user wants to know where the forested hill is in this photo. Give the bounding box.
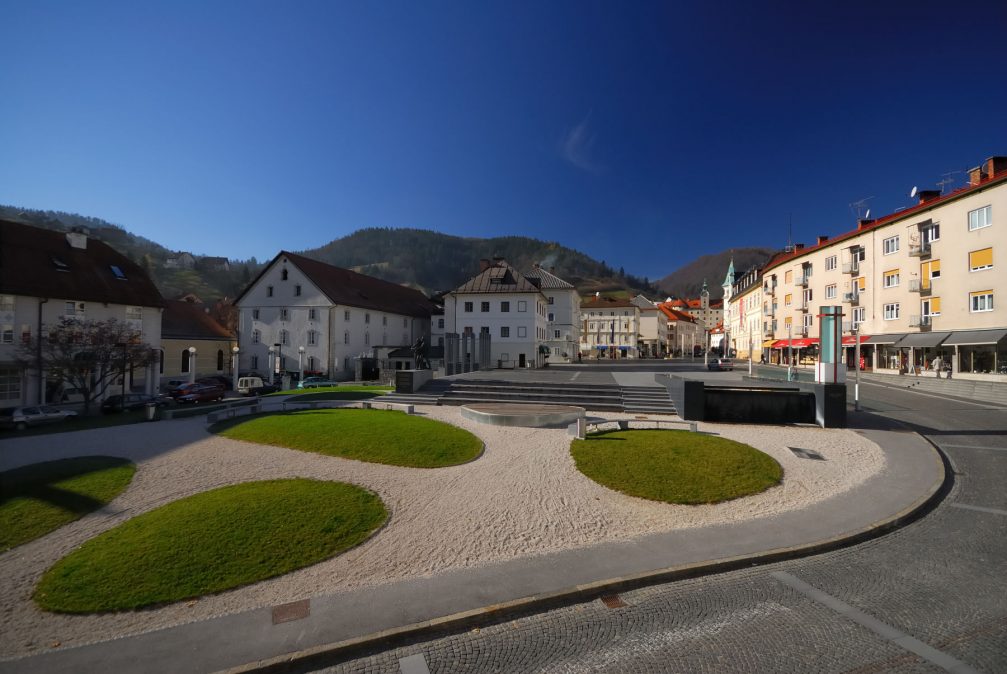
[657,247,776,300]
[299,228,657,297]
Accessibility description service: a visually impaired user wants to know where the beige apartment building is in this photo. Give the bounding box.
[580,295,641,358]
[744,155,1006,379]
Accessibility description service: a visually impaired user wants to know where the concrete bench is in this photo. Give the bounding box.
[360,401,415,414]
[568,417,697,439]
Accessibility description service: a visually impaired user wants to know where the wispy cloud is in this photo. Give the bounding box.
[561,115,604,174]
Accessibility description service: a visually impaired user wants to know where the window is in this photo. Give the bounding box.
[852,307,865,325]
[110,265,127,280]
[803,314,813,328]
[784,316,792,328]
[785,270,793,284]
[923,297,941,317]
[804,263,813,278]
[217,349,224,371]
[883,303,900,320]
[345,310,351,321]
[883,269,900,288]
[344,331,349,344]
[501,326,510,338]
[364,332,370,345]
[501,301,510,312]
[803,289,813,303]
[307,330,317,346]
[1,325,12,344]
[825,284,837,300]
[295,285,302,296]
[480,301,490,312]
[855,247,867,262]
[252,329,261,344]
[784,293,792,307]
[403,318,408,328]
[517,326,527,338]
[0,295,13,312]
[308,356,316,371]
[548,296,554,305]
[252,309,260,320]
[267,286,273,297]
[437,318,444,328]
[554,330,561,338]
[968,205,992,231]
[308,308,317,320]
[382,316,387,326]
[280,308,289,321]
[970,290,993,312]
[280,329,289,346]
[930,259,941,280]
[518,301,527,312]
[464,302,473,312]
[923,223,940,244]
[251,355,259,370]
[856,277,866,292]
[548,313,554,321]
[969,248,993,271]
[125,306,142,320]
[883,235,900,255]
[480,326,489,334]
[825,255,837,271]
[364,313,370,324]
[181,349,191,373]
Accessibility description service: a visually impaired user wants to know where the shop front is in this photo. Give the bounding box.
[772,337,819,366]
[864,334,906,373]
[943,328,1007,378]
[894,332,952,375]
[841,334,871,371]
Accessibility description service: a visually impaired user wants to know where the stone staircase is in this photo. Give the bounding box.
[381,379,677,415]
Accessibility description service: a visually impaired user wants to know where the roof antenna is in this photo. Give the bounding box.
[784,214,793,253]
[849,196,874,222]
[937,169,962,194]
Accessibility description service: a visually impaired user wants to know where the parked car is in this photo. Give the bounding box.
[297,376,339,389]
[0,406,79,431]
[707,358,735,371]
[101,393,170,414]
[236,376,280,397]
[174,384,225,404]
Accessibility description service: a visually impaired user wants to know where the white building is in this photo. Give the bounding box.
[234,252,433,382]
[631,294,668,358]
[0,220,165,405]
[579,295,642,358]
[658,302,704,356]
[523,265,582,363]
[443,259,549,368]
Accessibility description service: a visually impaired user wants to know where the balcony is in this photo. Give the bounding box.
[798,299,810,312]
[764,281,777,295]
[798,326,810,337]
[842,262,860,275]
[842,321,853,333]
[909,241,932,258]
[909,315,932,331]
[908,279,932,296]
[766,304,776,317]
[796,274,809,287]
[843,291,861,305]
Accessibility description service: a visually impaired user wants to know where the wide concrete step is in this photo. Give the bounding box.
[447,382,624,395]
[439,395,626,412]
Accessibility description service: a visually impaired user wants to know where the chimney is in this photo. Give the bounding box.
[917,189,941,205]
[479,258,491,271]
[985,156,1007,179]
[968,165,987,186]
[816,235,829,245]
[66,228,87,250]
[857,219,874,230]
[794,243,805,250]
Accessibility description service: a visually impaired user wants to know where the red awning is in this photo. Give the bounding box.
[773,337,818,348]
[841,335,871,345]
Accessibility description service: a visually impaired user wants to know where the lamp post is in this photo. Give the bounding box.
[854,324,861,411]
[298,345,305,385]
[232,346,240,392]
[704,330,709,366]
[787,324,793,382]
[188,346,197,384]
[267,346,275,385]
[274,342,282,387]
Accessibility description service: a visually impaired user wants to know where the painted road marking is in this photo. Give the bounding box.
[950,503,1007,516]
[772,571,979,674]
[570,372,581,381]
[399,653,430,674]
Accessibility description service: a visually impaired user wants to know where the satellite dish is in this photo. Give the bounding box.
[865,209,871,219]
[910,186,918,198]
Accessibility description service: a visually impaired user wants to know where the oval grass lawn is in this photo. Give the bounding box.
[211,408,482,468]
[285,390,387,402]
[1,457,135,551]
[34,479,387,613]
[571,430,782,504]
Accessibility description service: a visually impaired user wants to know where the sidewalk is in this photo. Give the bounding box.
[0,411,945,674]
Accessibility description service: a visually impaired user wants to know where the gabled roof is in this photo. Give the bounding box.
[0,220,164,308]
[451,261,543,294]
[657,304,696,322]
[523,266,575,289]
[235,251,434,318]
[162,300,234,340]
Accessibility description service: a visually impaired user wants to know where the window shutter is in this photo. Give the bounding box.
[969,248,993,269]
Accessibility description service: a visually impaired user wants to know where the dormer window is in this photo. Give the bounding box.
[110,265,127,280]
[52,256,69,272]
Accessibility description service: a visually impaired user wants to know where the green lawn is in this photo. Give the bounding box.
[34,479,387,613]
[285,389,390,402]
[0,411,153,438]
[571,430,782,504]
[211,408,482,468]
[1,457,136,551]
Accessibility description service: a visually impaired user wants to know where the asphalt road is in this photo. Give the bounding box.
[316,366,1007,673]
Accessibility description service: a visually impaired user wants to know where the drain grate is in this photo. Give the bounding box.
[272,599,310,624]
[789,447,825,460]
[600,594,628,608]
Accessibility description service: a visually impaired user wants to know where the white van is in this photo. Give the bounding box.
[236,376,277,396]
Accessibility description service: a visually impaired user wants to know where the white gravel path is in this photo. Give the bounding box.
[0,405,884,657]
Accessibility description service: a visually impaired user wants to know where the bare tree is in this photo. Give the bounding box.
[18,318,156,415]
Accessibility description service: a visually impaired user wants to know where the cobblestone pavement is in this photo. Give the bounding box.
[313,376,1006,673]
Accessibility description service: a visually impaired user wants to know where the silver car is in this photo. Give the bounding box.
[0,406,79,431]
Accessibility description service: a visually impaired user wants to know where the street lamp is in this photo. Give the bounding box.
[274,342,282,386]
[267,345,276,385]
[232,346,240,392]
[298,345,305,385]
[188,346,197,384]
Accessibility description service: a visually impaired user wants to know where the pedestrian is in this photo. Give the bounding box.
[933,355,942,378]
[577,352,582,364]
[946,360,953,379]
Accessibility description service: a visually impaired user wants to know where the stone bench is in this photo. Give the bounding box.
[361,401,415,414]
[568,417,697,439]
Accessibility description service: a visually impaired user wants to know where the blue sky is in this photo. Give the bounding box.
[2,1,1004,280]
